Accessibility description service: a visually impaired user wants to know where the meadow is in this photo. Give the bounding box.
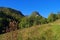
[0,20,60,40]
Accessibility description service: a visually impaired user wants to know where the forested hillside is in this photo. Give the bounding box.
[0,7,60,34]
[0,7,24,34]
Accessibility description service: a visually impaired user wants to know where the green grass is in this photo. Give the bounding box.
[17,25,52,40]
[0,20,60,40]
[52,25,60,40]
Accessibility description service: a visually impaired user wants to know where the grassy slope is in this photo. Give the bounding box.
[0,20,60,40]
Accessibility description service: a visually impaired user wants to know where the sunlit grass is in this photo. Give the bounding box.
[0,20,60,40]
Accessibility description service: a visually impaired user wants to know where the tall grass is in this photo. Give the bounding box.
[0,21,60,40]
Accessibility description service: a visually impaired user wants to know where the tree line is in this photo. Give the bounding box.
[18,11,60,29]
[0,7,60,34]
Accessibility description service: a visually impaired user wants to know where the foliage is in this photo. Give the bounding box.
[19,17,32,29]
[56,12,60,19]
[0,7,60,34]
[40,18,48,24]
[47,13,57,22]
[0,7,24,33]
[30,11,42,25]
[0,7,60,40]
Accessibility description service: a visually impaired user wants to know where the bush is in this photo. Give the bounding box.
[47,13,57,22]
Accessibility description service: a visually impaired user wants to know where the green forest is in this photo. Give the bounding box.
[0,7,60,34]
[0,7,60,40]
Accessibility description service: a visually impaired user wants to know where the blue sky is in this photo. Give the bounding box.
[0,0,60,18]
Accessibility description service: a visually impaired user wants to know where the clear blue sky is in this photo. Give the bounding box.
[0,0,60,18]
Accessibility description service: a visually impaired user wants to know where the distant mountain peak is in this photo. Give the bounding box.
[30,11,42,17]
[32,11,40,16]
